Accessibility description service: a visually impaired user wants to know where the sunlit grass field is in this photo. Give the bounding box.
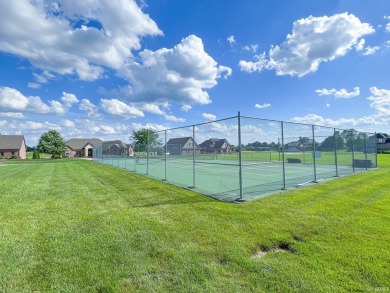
[0,156,389,292]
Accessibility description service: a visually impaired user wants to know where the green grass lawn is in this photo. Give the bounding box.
[0,156,389,292]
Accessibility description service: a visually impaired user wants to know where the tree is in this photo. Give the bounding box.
[37,130,67,158]
[318,131,345,151]
[341,129,366,152]
[131,128,162,153]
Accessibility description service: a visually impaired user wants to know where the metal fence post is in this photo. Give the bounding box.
[375,132,378,168]
[147,129,149,175]
[312,125,317,182]
[364,134,368,170]
[238,112,243,200]
[334,128,339,177]
[351,132,355,173]
[192,125,196,188]
[281,121,286,190]
[164,130,167,181]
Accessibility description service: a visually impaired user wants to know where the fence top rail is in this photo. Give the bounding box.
[138,113,375,137]
[155,115,238,133]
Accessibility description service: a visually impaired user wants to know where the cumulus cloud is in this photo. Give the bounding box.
[255,103,271,109]
[61,92,79,108]
[227,35,236,46]
[131,122,167,132]
[0,86,67,114]
[239,13,374,77]
[33,73,48,84]
[202,113,217,121]
[355,39,365,51]
[100,99,144,118]
[61,119,75,128]
[243,44,259,53]
[120,35,232,105]
[163,114,185,122]
[181,105,192,112]
[315,87,360,99]
[385,15,390,33]
[0,112,24,119]
[27,82,41,89]
[79,99,101,118]
[0,0,162,80]
[367,87,390,116]
[134,102,185,122]
[138,103,165,115]
[363,46,380,55]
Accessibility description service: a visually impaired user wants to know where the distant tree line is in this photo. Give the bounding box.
[241,129,370,152]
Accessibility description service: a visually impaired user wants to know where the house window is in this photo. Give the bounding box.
[0,151,3,156]
[76,150,82,156]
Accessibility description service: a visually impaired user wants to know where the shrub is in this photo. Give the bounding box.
[32,150,40,159]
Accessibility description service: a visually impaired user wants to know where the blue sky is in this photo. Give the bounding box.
[0,0,389,146]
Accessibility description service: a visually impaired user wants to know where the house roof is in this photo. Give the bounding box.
[66,138,103,150]
[199,138,229,150]
[102,140,128,149]
[376,133,389,139]
[0,134,25,149]
[166,137,192,146]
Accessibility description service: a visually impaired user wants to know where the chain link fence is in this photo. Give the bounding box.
[93,113,377,202]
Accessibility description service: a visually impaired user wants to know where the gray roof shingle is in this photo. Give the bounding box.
[0,135,25,149]
[66,138,103,150]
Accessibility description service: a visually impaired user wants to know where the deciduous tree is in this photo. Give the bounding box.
[37,130,67,158]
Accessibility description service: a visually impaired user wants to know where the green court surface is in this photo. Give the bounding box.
[96,154,370,202]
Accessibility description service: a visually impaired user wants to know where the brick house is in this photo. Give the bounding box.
[0,134,27,159]
[199,138,232,154]
[165,137,201,155]
[66,138,103,158]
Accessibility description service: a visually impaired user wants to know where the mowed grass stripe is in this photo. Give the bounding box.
[0,158,389,292]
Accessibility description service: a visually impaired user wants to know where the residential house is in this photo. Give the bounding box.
[375,133,390,152]
[165,137,201,155]
[284,137,314,152]
[101,140,134,157]
[199,138,232,154]
[0,134,27,159]
[66,138,103,158]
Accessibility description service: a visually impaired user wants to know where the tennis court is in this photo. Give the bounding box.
[98,154,368,202]
[93,114,377,202]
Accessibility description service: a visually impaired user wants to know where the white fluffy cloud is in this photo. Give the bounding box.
[367,87,390,116]
[239,13,374,77]
[61,119,75,128]
[181,105,192,112]
[0,86,67,115]
[0,0,162,80]
[202,113,217,121]
[134,102,185,122]
[243,44,259,53]
[121,35,232,105]
[163,114,185,122]
[131,122,167,132]
[291,113,379,128]
[363,46,380,55]
[0,112,24,119]
[315,87,360,99]
[79,99,102,119]
[255,103,271,109]
[27,82,41,89]
[100,99,144,118]
[61,92,79,108]
[227,35,236,46]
